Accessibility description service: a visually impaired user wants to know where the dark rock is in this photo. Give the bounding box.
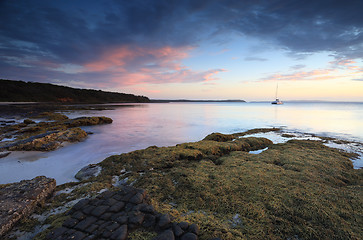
[72,199,90,211]
[128,211,145,225]
[125,203,135,212]
[140,204,156,214]
[88,198,103,206]
[132,203,147,212]
[188,224,199,235]
[102,197,118,206]
[75,164,102,181]
[110,224,128,240]
[97,190,116,199]
[91,205,109,217]
[109,201,125,212]
[74,216,97,231]
[100,212,113,220]
[99,221,112,230]
[158,214,171,229]
[84,224,99,234]
[106,222,121,232]
[122,192,136,202]
[129,192,144,204]
[115,215,128,224]
[66,230,87,240]
[173,223,184,237]
[142,214,156,228]
[23,119,35,124]
[72,211,86,220]
[178,222,189,230]
[0,151,11,158]
[153,229,175,240]
[102,230,112,238]
[83,235,97,240]
[95,219,105,225]
[181,232,198,240]
[82,205,96,215]
[46,226,68,239]
[63,218,79,228]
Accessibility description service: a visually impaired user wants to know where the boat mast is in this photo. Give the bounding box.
[275,83,278,99]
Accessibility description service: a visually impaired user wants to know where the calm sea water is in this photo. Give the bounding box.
[1,102,362,184]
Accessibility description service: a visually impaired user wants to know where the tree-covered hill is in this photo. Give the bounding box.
[0,80,150,103]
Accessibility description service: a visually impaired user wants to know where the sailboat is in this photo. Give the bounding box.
[271,83,283,105]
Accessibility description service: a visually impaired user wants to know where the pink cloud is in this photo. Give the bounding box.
[262,69,338,82]
[329,58,359,70]
[261,58,363,82]
[79,45,225,87]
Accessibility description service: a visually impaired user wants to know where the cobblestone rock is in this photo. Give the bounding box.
[0,176,56,236]
[45,185,203,240]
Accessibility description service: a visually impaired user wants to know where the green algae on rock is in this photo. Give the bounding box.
[0,113,113,151]
[87,132,362,240]
[8,129,362,240]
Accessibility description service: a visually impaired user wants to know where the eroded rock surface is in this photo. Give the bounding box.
[0,176,56,236]
[46,186,200,240]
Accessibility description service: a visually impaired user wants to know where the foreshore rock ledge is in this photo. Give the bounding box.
[46,185,212,240]
[0,176,56,236]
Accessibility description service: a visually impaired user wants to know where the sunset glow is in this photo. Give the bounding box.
[1,0,362,101]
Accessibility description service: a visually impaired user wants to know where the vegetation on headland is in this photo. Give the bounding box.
[0,79,150,103]
[23,129,362,240]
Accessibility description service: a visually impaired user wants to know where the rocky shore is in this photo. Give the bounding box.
[0,129,362,240]
[0,176,56,236]
[0,112,112,152]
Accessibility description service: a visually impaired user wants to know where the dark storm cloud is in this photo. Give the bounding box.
[1,0,363,85]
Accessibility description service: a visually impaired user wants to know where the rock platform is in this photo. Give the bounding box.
[0,176,56,236]
[46,186,206,240]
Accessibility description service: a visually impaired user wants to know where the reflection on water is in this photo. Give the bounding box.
[0,102,362,184]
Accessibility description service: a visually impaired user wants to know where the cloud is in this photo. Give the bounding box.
[261,69,338,82]
[1,0,363,88]
[261,58,362,82]
[0,44,225,89]
[290,64,306,70]
[244,57,268,62]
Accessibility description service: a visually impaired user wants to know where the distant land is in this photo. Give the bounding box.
[151,99,246,103]
[0,79,150,103]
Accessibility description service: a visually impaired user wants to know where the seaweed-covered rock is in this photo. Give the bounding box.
[35,112,69,121]
[7,128,87,151]
[0,176,56,236]
[203,132,235,142]
[23,119,35,124]
[66,116,113,127]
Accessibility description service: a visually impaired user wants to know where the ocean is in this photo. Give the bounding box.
[1,102,362,184]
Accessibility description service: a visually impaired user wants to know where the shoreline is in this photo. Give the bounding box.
[1,128,362,239]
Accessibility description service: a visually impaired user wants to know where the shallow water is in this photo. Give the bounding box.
[1,102,362,184]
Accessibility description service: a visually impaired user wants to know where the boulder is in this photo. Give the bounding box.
[75,164,102,181]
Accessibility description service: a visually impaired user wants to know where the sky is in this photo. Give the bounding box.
[0,0,363,101]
